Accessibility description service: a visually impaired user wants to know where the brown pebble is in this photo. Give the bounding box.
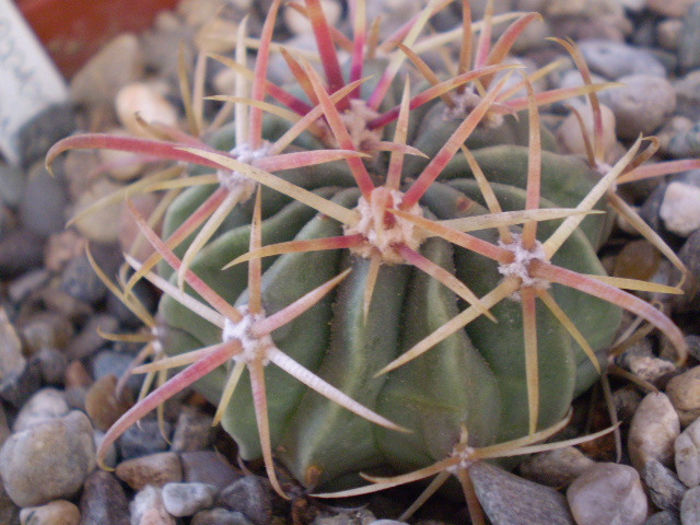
[85,375,133,432]
[115,452,183,490]
[19,499,80,525]
[666,366,700,426]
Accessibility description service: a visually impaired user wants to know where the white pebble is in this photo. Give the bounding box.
[660,182,700,237]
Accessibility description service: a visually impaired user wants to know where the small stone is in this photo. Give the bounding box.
[84,375,133,432]
[658,19,684,51]
[217,476,273,525]
[647,0,695,16]
[162,482,217,517]
[67,314,117,360]
[19,312,73,354]
[629,392,681,471]
[60,254,108,304]
[16,105,76,169]
[468,462,574,525]
[18,163,68,237]
[676,418,700,488]
[0,308,26,389]
[12,388,69,432]
[557,103,617,163]
[0,411,95,507]
[614,240,663,282]
[641,459,687,513]
[313,509,377,525]
[70,178,124,244]
[0,483,19,525]
[645,511,681,525]
[170,406,213,452]
[599,75,676,140]
[667,122,700,160]
[115,82,179,138]
[180,451,240,490]
[192,509,254,525]
[130,486,175,525]
[70,34,144,107]
[6,269,49,304]
[579,40,666,79]
[518,446,596,487]
[79,470,130,525]
[628,356,677,385]
[0,230,44,277]
[0,405,10,448]
[678,3,700,72]
[681,486,700,525]
[115,451,183,491]
[675,72,700,122]
[666,366,700,425]
[567,463,647,525]
[0,359,42,407]
[660,183,700,237]
[34,347,68,385]
[19,499,80,525]
[284,0,341,35]
[118,418,172,460]
[0,164,25,208]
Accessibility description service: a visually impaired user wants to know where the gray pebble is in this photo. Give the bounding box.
[579,40,667,79]
[79,470,130,525]
[646,511,681,525]
[678,2,700,72]
[0,308,26,390]
[598,75,676,140]
[170,406,213,452]
[162,482,217,517]
[0,411,95,507]
[0,164,25,208]
[217,476,273,525]
[60,255,107,305]
[12,388,69,432]
[661,182,700,237]
[668,122,700,159]
[629,392,681,471]
[66,314,118,360]
[115,451,183,491]
[16,105,75,169]
[0,229,44,277]
[180,450,240,490]
[675,416,700,487]
[658,19,684,51]
[681,486,700,525]
[18,163,68,237]
[468,461,574,525]
[91,349,141,394]
[191,509,255,525]
[118,418,172,460]
[19,499,80,525]
[130,486,175,525]
[34,347,68,385]
[567,463,648,525]
[518,446,596,487]
[641,459,687,513]
[0,359,42,407]
[675,72,700,121]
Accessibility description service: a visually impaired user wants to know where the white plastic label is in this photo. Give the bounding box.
[0,0,68,165]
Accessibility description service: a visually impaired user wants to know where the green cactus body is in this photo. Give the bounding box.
[158,131,622,488]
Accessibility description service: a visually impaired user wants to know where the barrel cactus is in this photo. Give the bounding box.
[47,0,688,520]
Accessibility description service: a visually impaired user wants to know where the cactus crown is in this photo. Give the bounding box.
[46,0,694,520]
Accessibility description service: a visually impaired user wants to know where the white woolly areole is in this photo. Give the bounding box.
[343,187,425,264]
[151,326,164,355]
[216,142,271,197]
[340,99,382,152]
[497,233,550,290]
[446,446,476,474]
[221,306,273,365]
[444,89,503,128]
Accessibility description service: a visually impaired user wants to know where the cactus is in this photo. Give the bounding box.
[47,0,689,520]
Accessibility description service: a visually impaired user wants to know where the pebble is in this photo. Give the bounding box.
[170,406,214,452]
[7,270,50,304]
[659,182,700,237]
[0,229,45,277]
[84,374,133,432]
[641,459,687,513]
[217,476,272,525]
[115,451,183,490]
[19,312,73,355]
[19,163,68,237]
[130,486,175,525]
[0,164,25,208]
[16,105,76,169]
[70,34,144,107]
[162,482,217,517]
[0,406,10,448]
[0,483,19,525]
[676,418,700,488]
[598,74,676,140]
[66,315,117,361]
[668,122,700,159]
[0,411,95,507]
[313,509,377,525]
[0,308,27,389]
[70,179,124,244]
[518,446,596,487]
[666,366,700,425]
[578,40,667,79]
[468,462,574,525]
[556,103,617,163]
[628,356,677,385]
[115,82,179,138]
[12,388,70,432]
[284,0,341,35]
[658,19,684,51]
[0,359,42,407]
[675,72,700,122]
[19,499,80,525]
[60,254,108,305]
[191,509,255,525]
[180,450,241,490]
[645,511,681,525]
[34,347,69,385]
[118,418,172,460]
[79,470,130,525]
[678,2,700,72]
[682,487,700,525]
[629,392,681,471]
[567,463,648,525]
[647,0,696,16]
